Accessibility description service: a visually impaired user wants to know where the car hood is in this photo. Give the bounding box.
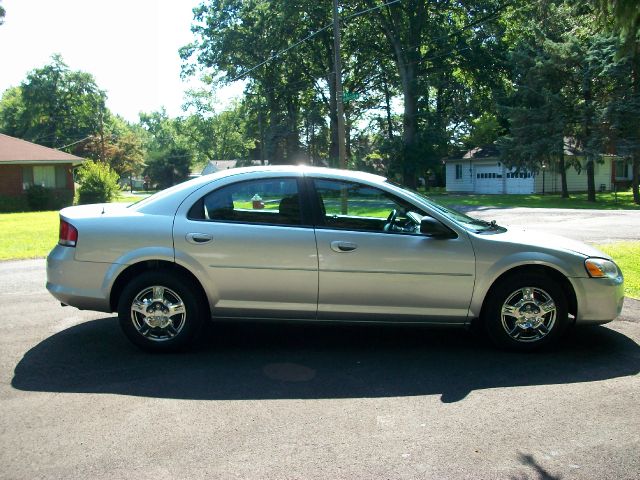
[483,227,610,259]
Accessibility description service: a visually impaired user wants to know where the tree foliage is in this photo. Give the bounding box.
[139,110,193,188]
[76,160,121,204]
[0,55,107,150]
[2,1,640,202]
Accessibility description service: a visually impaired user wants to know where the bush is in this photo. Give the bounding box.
[77,160,120,204]
[25,185,52,211]
[0,195,29,213]
[21,186,75,211]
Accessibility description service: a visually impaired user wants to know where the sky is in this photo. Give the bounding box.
[0,0,243,122]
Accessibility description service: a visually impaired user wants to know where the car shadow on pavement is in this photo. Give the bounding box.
[11,318,639,403]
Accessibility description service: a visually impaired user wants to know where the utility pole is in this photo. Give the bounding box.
[333,0,346,171]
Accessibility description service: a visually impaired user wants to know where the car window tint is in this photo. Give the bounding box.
[313,179,424,234]
[192,178,303,226]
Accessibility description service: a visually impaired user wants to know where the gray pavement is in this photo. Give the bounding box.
[463,207,640,244]
[1,258,639,479]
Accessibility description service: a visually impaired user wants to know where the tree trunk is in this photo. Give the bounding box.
[325,41,339,167]
[586,160,596,200]
[559,153,569,198]
[285,99,300,163]
[583,64,596,202]
[383,76,394,140]
[345,112,352,162]
[399,61,418,188]
[631,155,640,202]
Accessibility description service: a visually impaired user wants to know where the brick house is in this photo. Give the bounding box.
[0,133,85,202]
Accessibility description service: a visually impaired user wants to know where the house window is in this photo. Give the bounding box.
[22,165,67,190]
[615,160,629,179]
[455,164,463,180]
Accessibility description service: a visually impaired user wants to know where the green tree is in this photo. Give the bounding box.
[140,110,193,188]
[498,39,571,197]
[77,160,120,204]
[182,91,255,163]
[77,116,146,178]
[594,0,640,203]
[182,0,319,164]
[0,55,107,150]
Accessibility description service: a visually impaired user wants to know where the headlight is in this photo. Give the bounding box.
[585,258,621,279]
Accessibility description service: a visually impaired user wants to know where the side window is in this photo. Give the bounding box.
[190,178,303,226]
[313,179,424,234]
[455,164,463,180]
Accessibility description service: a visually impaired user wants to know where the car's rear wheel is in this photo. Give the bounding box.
[117,270,205,352]
[483,273,569,351]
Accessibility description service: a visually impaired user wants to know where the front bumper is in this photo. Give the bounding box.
[46,245,113,312]
[571,274,625,325]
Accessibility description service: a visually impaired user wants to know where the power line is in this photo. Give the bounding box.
[226,0,402,83]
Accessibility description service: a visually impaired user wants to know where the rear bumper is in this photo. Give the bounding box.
[46,245,113,312]
[571,275,625,325]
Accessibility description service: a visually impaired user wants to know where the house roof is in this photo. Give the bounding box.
[202,159,269,175]
[0,133,85,165]
[463,145,500,159]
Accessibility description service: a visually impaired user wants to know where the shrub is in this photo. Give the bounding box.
[0,195,29,213]
[25,185,52,211]
[77,160,120,204]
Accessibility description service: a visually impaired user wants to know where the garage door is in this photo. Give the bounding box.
[474,165,503,194]
[505,170,534,194]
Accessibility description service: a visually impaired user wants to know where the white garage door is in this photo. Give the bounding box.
[474,165,503,194]
[505,170,534,194]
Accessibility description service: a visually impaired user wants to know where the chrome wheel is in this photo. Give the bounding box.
[130,285,186,342]
[500,287,557,343]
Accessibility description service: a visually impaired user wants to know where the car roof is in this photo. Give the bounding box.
[196,165,387,184]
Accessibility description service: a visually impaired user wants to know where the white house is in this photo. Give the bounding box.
[445,143,633,194]
[201,160,269,176]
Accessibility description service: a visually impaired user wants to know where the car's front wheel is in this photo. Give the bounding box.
[117,270,205,352]
[483,273,569,351]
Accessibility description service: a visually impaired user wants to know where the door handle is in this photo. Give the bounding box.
[186,233,213,244]
[330,241,357,253]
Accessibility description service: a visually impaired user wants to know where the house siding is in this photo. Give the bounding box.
[0,165,24,196]
[446,154,618,194]
[533,157,613,193]
[0,163,75,197]
[445,160,474,192]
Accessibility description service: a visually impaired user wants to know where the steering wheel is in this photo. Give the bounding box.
[384,209,397,232]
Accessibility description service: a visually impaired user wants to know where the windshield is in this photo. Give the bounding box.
[385,180,504,233]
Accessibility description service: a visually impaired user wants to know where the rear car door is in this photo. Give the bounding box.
[173,173,319,319]
[310,177,475,323]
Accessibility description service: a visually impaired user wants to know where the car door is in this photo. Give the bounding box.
[310,177,475,323]
[173,174,319,320]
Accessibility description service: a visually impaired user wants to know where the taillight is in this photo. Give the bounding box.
[59,219,78,247]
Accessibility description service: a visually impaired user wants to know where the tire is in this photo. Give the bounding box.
[483,273,569,351]
[117,270,206,352]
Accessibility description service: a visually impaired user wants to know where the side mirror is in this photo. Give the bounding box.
[420,216,456,239]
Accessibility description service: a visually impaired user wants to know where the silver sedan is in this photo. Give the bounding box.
[46,166,625,352]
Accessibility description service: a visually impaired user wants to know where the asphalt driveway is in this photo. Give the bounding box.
[1,257,639,479]
[464,207,640,244]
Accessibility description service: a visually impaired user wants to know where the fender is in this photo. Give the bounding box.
[469,251,583,318]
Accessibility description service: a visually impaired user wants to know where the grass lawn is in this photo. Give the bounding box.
[428,190,640,210]
[0,194,149,261]
[0,211,59,261]
[596,242,640,300]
